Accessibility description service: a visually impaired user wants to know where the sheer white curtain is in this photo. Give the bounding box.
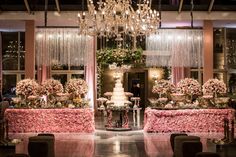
[146,29,203,67]
[36,28,93,67]
[35,28,95,107]
[146,29,203,83]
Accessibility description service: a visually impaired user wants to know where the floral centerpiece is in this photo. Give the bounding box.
[65,78,89,108]
[202,79,227,97]
[65,78,88,97]
[152,80,175,107]
[176,78,201,96]
[202,79,227,108]
[152,79,175,98]
[176,78,201,102]
[16,79,39,97]
[40,79,64,107]
[40,79,63,95]
[16,79,40,108]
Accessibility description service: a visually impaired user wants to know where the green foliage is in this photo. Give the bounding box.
[163,66,171,80]
[96,48,143,66]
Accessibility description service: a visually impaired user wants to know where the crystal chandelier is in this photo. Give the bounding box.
[78,0,160,38]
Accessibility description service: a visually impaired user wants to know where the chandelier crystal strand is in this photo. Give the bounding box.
[78,0,160,38]
[145,29,203,67]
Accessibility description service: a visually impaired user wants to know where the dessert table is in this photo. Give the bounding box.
[5,108,95,133]
[144,108,235,132]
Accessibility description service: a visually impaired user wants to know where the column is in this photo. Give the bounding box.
[0,33,2,95]
[25,20,35,79]
[203,20,213,83]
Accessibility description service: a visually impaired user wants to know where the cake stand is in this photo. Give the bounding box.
[106,105,132,131]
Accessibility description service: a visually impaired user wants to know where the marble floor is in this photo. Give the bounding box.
[3,111,236,157]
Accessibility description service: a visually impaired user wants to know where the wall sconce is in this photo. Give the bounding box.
[152,74,159,84]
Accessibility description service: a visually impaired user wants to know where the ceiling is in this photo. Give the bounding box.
[0,0,236,31]
[0,0,236,12]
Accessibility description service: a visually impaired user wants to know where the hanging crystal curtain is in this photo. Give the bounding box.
[36,28,93,67]
[145,29,203,67]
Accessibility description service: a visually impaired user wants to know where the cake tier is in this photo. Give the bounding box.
[115,83,123,88]
[111,95,126,101]
[112,91,125,95]
[113,88,124,92]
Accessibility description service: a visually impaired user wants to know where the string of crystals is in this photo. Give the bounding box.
[78,0,160,38]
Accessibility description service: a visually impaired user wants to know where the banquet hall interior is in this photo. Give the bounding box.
[0,0,236,157]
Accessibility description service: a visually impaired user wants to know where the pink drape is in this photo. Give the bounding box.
[172,67,190,85]
[85,37,96,109]
[36,33,51,83]
[37,65,51,83]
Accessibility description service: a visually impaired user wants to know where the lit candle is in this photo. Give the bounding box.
[82,12,86,19]
[125,10,129,19]
[137,10,141,18]
[94,10,97,19]
[102,11,105,19]
[113,10,116,19]
[78,13,81,22]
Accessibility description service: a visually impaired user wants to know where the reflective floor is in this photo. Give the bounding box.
[10,131,234,157]
[4,112,236,157]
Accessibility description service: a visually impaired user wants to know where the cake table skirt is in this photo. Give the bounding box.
[144,108,235,133]
[5,108,95,133]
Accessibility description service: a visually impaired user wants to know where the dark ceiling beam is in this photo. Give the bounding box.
[45,0,48,27]
[178,0,183,13]
[208,0,215,13]
[55,0,61,13]
[24,0,31,14]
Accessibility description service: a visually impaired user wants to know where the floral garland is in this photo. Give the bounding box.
[202,79,226,96]
[97,48,143,66]
[16,79,39,98]
[176,78,201,96]
[65,78,88,96]
[152,80,175,95]
[40,79,63,96]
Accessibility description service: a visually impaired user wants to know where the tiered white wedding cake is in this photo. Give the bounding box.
[110,78,131,107]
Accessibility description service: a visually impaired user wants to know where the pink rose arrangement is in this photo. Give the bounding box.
[65,78,88,97]
[152,80,175,96]
[16,79,39,98]
[40,79,63,96]
[202,79,226,96]
[176,78,201,96]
